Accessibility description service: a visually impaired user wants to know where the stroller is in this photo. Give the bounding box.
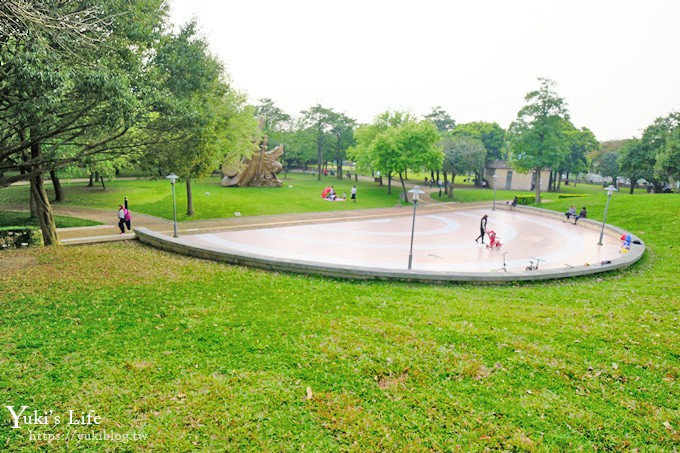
[486,230,502,250]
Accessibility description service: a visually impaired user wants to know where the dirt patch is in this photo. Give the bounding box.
[0,253,37,274]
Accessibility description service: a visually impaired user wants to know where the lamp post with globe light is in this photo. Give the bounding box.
[166,173,179,238]
[407,186,425,270]
[597,185,617,246]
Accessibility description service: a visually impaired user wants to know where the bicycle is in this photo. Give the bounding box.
[526,257,542,271]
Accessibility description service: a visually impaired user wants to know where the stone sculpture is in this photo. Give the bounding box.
[221,136,284,187]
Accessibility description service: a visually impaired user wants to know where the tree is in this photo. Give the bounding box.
[440,136,486,198]
[255,98,292,135]
[557,124,598,189]
[508,78,571,202]
[140,20,254,217]
[0,0,167,244]
[424,106,456,133]
[329,112,356,180]
[254,98,292,152]
[349,111,442,201]
[452,122,507,161]
[617,138,651,194]
[656,127,680,187]
[298,105,336,180]
[640,112,680,190]
[595,151,620,182]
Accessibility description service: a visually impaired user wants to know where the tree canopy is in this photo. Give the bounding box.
[508,78,571,202]
[452,122,506,161]
[0,0,253,242]
[349,111,442,201]
[440,136,486,198]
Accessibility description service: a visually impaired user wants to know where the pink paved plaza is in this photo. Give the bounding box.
[179,207,624,273]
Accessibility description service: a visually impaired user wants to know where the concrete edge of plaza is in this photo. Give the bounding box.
[134,204,646,284]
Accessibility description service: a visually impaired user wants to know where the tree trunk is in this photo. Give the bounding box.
[449,172,456,198]
[186,177,194,216]
[50,170,64,202]
[399,172,408,202]
[100,175,106,190]
[317,138,323,181]
[534,168,542,203]
[29,140,60,246]
[30,177,60,245]
[336,153,343,180]
[88,172,95,187]
[387,172,392,194]
[29,187,37,218]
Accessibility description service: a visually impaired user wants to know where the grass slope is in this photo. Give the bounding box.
[0,189,678,451]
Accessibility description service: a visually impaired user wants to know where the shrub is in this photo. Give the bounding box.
[0,226,42,249]
[515,195,535,205]
[558,194,588,199]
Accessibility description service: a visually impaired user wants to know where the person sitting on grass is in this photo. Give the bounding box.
[565,205,577,221]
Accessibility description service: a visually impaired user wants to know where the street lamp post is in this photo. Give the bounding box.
[407,186,425,270]
[492,174,499,211]
[597,184,617,245]
[166,173,179,238]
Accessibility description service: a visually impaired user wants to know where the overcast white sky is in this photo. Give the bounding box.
[169,0,680,141]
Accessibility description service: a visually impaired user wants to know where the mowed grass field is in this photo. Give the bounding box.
[0,173,406,223]
[0,179,678,451]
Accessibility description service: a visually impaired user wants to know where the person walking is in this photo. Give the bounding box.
[117,205,126,234]
[124,206,132,231]
[475,214,488,244]
[351,185,357,203]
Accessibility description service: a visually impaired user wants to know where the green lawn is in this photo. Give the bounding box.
[0,211,100,229]
[0,181,678,451]
[0,174,409,222]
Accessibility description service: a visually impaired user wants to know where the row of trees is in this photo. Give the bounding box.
[0,1,257,244]
[261,77,678,204]
[255,98,509,202]
[254,78,595,203]
[591,113,680,194]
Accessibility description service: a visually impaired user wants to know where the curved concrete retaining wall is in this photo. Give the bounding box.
[135,206,645,283]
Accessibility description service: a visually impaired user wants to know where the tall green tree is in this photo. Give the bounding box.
[656,127,680,187]
[440,136,486,198]
[329,112,357,180]
[0,0,166,244]
[508,78,571,202]
[424,106,456,133]
[556,124,598,190]
[452,121,507,161]
[141,20,255,216]
[640,112,680,190]
[349,111,441,201]
[617,138,650,194]
[254,98,292,150]
[594,151,620,182]
[298,105,336,180]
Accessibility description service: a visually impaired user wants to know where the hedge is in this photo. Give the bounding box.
[515,195,536,205]
[558,194,588,199]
